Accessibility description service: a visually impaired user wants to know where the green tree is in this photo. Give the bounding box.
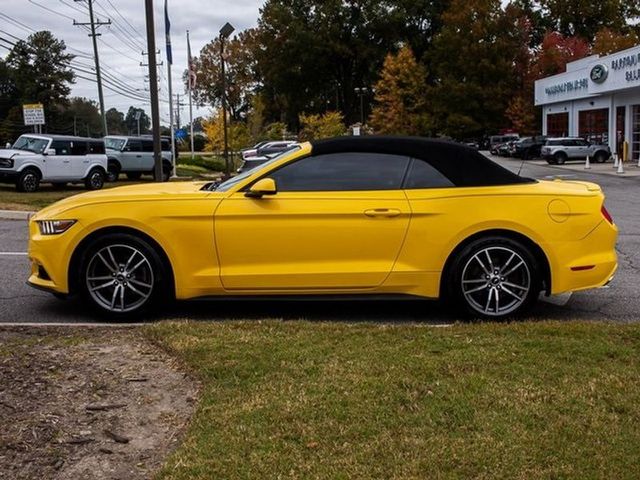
[125,107,150,135]
[58,97,102,137]
[5,31,75,133]
[369,46,430,136]
[299,111,345,140]
[106,107,126,134]
[427,0,525,138]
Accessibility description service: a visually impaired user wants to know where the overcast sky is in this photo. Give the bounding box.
[0,0,263,127]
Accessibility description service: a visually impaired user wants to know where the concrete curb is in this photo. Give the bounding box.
[0,210,34,221]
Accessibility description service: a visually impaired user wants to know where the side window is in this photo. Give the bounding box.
[126,140,142,152]
[268,152,410,191]
[70,141,88,156]
[142,140,154,152]
[50,141,72,155]
[403,159,454,189]
[89,141,105,154]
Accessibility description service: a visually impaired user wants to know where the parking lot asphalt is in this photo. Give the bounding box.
[0,155,638,325]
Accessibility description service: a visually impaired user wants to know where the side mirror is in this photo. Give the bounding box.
[245,178,277,198]
[45,149,56,156]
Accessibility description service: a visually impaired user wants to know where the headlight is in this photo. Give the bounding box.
[0,158,13,168]
[37,219,77,235]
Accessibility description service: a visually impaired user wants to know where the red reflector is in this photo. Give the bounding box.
[601,205,613,224]
[571,265,595,271]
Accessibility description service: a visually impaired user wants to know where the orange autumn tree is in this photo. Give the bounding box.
[369,46,430,136]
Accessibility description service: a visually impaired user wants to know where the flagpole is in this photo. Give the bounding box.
[187,30,195,160]
[165,0,177,178]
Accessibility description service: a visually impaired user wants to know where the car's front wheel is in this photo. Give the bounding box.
[448,236,540,319]
[16,168,40,192]
[554,152,567,165]
[85,168,105,190]
[78,233,169,317]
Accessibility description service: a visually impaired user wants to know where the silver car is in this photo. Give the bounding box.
[104,136,173,182]
[541,138,611,165]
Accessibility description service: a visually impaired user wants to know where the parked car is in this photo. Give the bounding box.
[512,136,547,160]
[489,134,520,153]
[28,137,617,321]
[241,141,271,159]
[0,134,107,192]
[496,140,517,157]
[541,138,611,165]
[237,156,270,174]
[256,141,298,157]
[104,136,173,182]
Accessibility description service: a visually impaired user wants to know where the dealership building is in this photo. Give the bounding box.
[535,44,640,160]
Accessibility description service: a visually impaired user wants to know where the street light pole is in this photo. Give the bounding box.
[354,87,369,125]
[219,22,234,177]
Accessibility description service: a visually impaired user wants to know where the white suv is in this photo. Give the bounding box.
[0,134,108,192]
[104,136,174,182]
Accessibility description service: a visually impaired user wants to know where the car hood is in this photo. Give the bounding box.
[33,181,218,220]
[0,149,37,158]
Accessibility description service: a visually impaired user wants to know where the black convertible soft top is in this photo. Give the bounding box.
[311,136,532,187]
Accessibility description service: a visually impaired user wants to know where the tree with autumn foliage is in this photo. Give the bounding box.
[299,111,346,141]
[530,32,591,79]
[593,28,640,55]
[369,46,430,136]
[202,111,250,153]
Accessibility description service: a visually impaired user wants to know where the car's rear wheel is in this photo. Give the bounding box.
[106,161,120,182]
[554,152,567,165]
[153,163,171,182]
[449,236,540,319]
[85,168,105,190]
[594,151,607,163]
[79,233,168,318]
[16,168,40,192]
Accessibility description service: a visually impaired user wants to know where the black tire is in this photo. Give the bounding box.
[153,162,171,182]
[106,161,120,182]
[77,233,170,319]
[51,182,67,190]
[554,152,567,165]
[85,168,105,190]
[594,151,607,163]
[126,172,142,181]
[446,236,540,320]
[16,168,41,192]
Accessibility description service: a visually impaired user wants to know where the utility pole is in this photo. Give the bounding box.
[219,22,235,177]
[143,0,163,182]
[74,0,110,136]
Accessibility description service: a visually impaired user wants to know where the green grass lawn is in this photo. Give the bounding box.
[146,320,640,479]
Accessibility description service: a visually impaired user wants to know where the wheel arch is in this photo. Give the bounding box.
[107,157,122,171]
[439,228,551,299]
[17,163,43,178]
[68,225,176,297]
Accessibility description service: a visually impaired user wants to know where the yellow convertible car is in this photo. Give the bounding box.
[27,137,617,319]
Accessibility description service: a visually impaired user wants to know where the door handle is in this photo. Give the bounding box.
[63,160,70,163]
[136,155,142,158]
[364,208,402,218]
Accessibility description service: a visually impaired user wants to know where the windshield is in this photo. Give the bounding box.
[214,146,302,192]
[105,137,126,150]
[12,136,49,154]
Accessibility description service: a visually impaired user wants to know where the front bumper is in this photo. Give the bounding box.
[0,170,18,183]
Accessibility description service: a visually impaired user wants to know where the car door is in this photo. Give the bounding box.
[140,140,155,171]
[46,140,73,180]
[214,152,412,290]
[70,140,89,177]
[575,139,590,158]
[122,139,142,171]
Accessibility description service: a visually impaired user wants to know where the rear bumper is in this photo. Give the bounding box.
[548,220,618,295]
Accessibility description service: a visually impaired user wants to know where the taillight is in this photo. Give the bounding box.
[601,205,614,225]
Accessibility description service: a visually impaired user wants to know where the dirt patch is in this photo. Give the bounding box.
[0,327,198,480]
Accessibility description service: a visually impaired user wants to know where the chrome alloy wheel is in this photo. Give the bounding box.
[90,171,103,189]
[461,246,531,317]
[85,244,154,313]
